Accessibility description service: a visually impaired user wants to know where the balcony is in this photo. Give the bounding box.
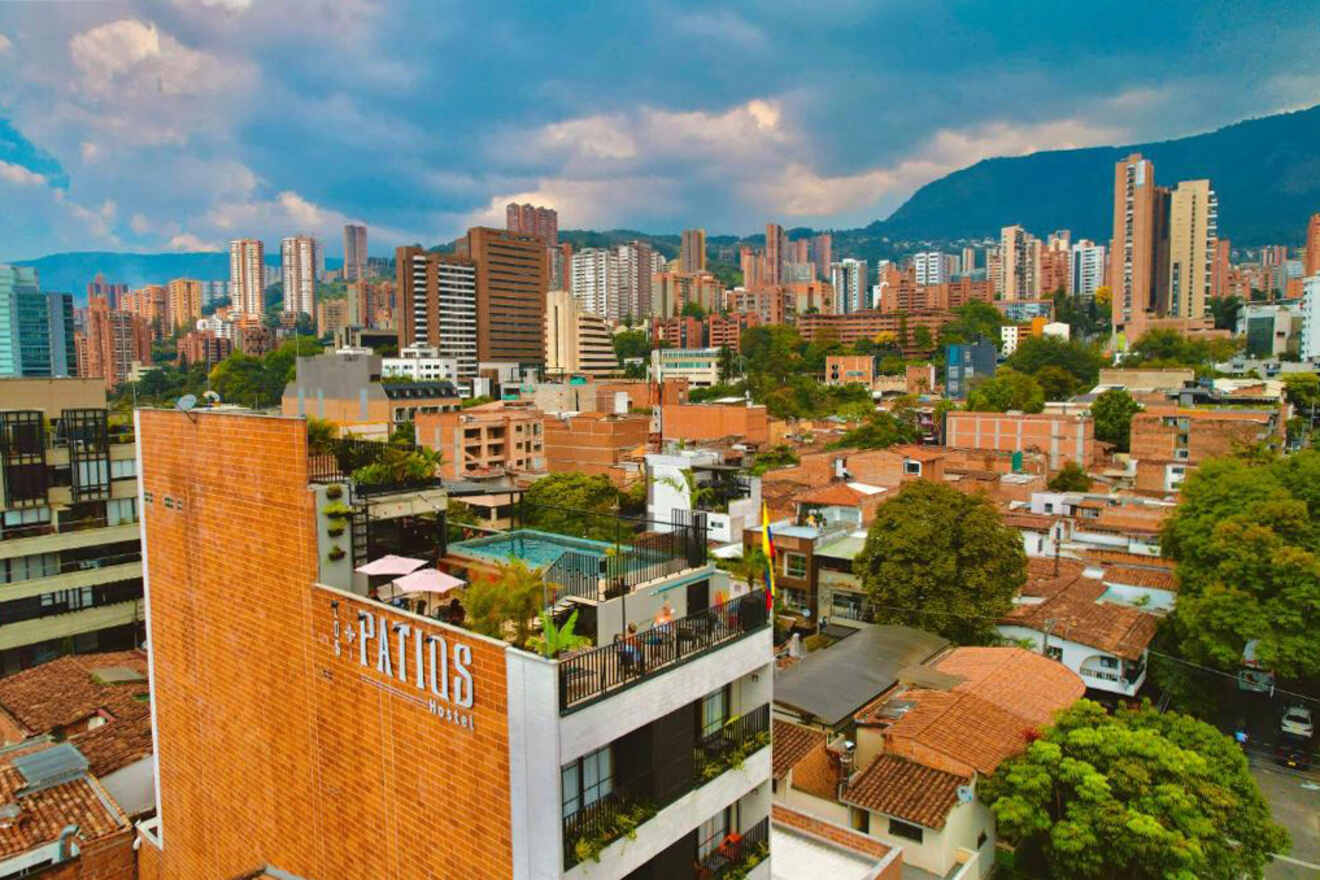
[307,437,443,496]
[562,703,771,870]
[558,590,769,712]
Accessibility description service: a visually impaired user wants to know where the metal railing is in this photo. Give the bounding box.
[693,704,771,782]
[0,516,123,543]
[698,816,769,878]
[307,437,443,495]
[558,589,769,712]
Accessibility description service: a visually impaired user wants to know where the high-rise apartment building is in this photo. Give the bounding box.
[739,246,760,289]
[830,258,869,313]
[1211,238,1232,301]
[1000,225,1041,300]
[544,289,617,377]
[166,279,204,331]
[281,235,321,317]
[81,296,151,389]
[229,238,266,317]
[1302,275,1320,361]
[46,292,77,377]
[913,252,948,286]
[680,229,706,273]
[1109,153,1169,332]
[613,241,663,321]
[764,223,786,286]
[652,272,722,318]
[86,273,127,311]
[0,379,143,672]
[506,202,558,246]
[343,223,368,283]
[961,247,976,275]
[458,227,547,366]
[395,246,478,378]
[809,233,832,281]
[571,247,621,322]
[1070,240,1107,300]
[986,247,1003,297]
[1167,179,1217,319]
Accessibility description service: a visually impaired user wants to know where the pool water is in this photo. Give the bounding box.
[449,529,614,568]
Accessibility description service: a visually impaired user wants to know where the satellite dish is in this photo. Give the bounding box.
[176,394,197,412]
[956,785,974,804]
[203,390,221,404]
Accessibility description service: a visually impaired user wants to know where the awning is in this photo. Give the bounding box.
[355,555,427,576]
[392,568,465,595]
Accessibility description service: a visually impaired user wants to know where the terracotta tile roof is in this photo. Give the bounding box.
[773,720,826,780]
[1003,576,1160,660]
[1080,549,1175,569]
[1001,511,1059,530]
[794,483,868,507]
[1102,565,1179,591]
[0,652,148,736]
[0,746,129,860]
[73,707,153,778]
[855,648,1084,776]
[887,445,947,462]
[1091,508,1168,535]
[771,804,894,860]
[1022,558,1088,599]
[841,754,966,829]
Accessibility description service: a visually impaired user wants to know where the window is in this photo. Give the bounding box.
[850,808,870,834]
[1098,655,1118,669]
[701,687,728,738]
[110,459,135,479]
[888,818,924,843]
[697,807,732,860]
[2,552,58,584]
[561,746,613,820]
[903,460,921,476]
[1045,645,1063,661]
[106,498,136,527]
[784,552,807,579]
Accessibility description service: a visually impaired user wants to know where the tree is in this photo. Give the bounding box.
[831,411,917,450]
[716,345,738,384]
[853,481,1025,644]
[938,301,1004,350]
[1006,336,1106,388]
[912,325,933,351]
[681,301,707,319]
[1209,295,1244,331]
[1160,451,1320,677]
[748,445,799,476]
[966,368,1045,413]
[612,328,650,364]
[1047,461,1092,492]
[461,561,547,648]
[985,700,1287,880]
[520,472,622,540]
[1090,388,1141,452]
[1033,365,1081,401]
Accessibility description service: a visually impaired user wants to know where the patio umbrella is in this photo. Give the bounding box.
[354,555,427,576]
[391,567,465,595]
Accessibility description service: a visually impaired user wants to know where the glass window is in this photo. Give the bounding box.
[106,498,137,527]
[561,745,613,821]
[560,763,580,820]
[110,459,135,479]
[697,807,731,860]
[784,552,807,579]
[888,818,924,842]
[701,688,728,738]
[903,460,921,475]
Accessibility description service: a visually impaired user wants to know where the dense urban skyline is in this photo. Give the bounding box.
[2,1,1320,259]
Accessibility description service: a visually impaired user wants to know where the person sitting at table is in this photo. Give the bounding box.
[655,600,674,627]
[614,626,642,676]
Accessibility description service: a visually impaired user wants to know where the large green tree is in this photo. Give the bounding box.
[1160,451,1320,677]
[1006,336,1107,389]
[966,368,1045,413]
[520,472,623,541]
[853,481,1025,643]
[1090,388,1142,452]
[831,411,917,450]
[985,700,1287,880]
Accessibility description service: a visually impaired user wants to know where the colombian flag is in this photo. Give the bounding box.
[760,502,776,612]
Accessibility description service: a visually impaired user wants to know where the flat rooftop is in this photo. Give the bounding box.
[772,826,882,880]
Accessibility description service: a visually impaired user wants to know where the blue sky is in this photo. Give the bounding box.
[1,0,1318,259]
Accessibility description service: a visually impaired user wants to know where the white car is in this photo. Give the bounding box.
[1281,706,1313,739]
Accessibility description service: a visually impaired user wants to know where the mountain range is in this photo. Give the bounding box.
[13,103,1320,297]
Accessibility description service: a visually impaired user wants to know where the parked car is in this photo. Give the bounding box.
[1275,732,1314,770]
[1280,705,1314,738]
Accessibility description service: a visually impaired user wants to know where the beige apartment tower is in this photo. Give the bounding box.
[1167,179,1217,319]
[1110,153,1170,333]
[229,238,265,317]
[999,225,1040,301]
[544,290,616,378]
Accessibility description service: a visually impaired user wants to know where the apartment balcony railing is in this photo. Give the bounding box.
[696,816,769,879]
[0,516,121,543]
[558,589,768,713]
[561,703,772,871]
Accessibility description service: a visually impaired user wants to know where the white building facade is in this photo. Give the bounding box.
[571,248,621,323]
[280,234,322,317]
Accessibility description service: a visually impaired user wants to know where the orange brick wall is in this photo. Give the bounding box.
[543,413,648,479]
[946,412,1095,471]
[662,404,769,446]
[43,829,135,880]
[138,410,513,879]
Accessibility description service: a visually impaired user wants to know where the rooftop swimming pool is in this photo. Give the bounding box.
[448,529,615,569]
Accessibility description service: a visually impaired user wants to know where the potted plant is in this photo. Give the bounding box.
[327,545,345,562]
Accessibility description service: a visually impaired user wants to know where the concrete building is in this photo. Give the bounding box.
[381,346,460,384]
[653,272,722,319]
[912,252,948,286]
[1302,275,1320,361]
[343,223,368,283]
[999,225,1040,301]
[647,450,762,544]
[228,238,266,317]
[166,279,203,331]
[1109,154,1169,336]
[416,402,545,478]
[544,290,617,379]
[543,411,650,485]
[1238,302,1301,358]
[0,379,143,673]
[0,266,52,378]
[87,273,128,311]
[651,347,720,388]
[81,297,151,390]
[396,247,479,379]
[281,234,321,317]
[680,229,707,273]
[1166,180,1217,320]
[316,298,350,339]
[282,350,460,430]
[1070,240,1106,300]
[830,259,868,313]
[944,342,996,400]
[945,411,1095,471]
[457,227,548,368]
[134,406,771,879]
[570,248,619,322]
[505,202,558,246]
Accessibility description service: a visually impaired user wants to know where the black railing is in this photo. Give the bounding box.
[307,437,443,495]
[698,816,769,878]
[546,549,601,603]
[558,589,769,712]
[0,516,123,543]
[694,704,771,783]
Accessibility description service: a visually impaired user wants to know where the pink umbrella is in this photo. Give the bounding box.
[355,555,427,576]
[392,568,465,595]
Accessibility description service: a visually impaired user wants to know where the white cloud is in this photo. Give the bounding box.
[671,11,767,51]
[537,115,639,161]
[0,33,12,53]
[130,213,152,234]
[80,141,101,163]
[467,177,681,230]
[171,0,254,12]
[0,161,48,187]
[168,232,221,251]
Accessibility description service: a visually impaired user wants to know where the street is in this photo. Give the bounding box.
[1252,758,1320,878]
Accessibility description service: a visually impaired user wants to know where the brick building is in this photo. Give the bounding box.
[662,403,769,447]
[281,350,459,430]
[651,315,704,349]
[166,278,203,331]
[542,411,650,484]
[796,311,953,358]
[1129,406,1282,492]
[176,329,233,369]
[945,411,1095,472]
[316,298,350,338]
[707,312,759,352]
[825,355,875,386]
[415,401,545,478]
[80,297,151,389]
[134,408,774,879]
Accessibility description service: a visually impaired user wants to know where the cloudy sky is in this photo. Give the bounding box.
[1,0,1318,259]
